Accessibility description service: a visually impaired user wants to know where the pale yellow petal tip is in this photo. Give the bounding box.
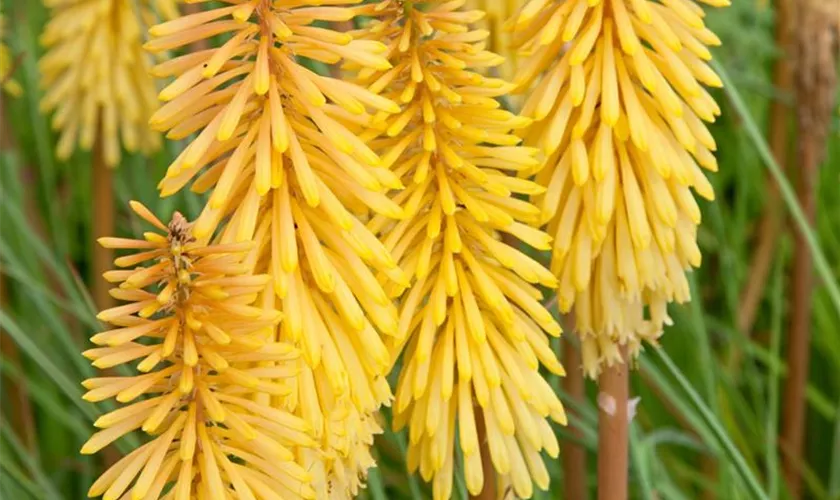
[541,275,559,289]
[147,25,166,37]
[555,407,569,426]
[89,333,108,345]
[93,415,111,429]
[216,129,234,143]
[192,225,211,241]
[201,67,218,79]
[232,8,254,22]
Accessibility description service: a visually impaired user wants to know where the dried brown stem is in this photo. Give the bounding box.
[562,321,588,500]
[91,135,121,467]
[92,137,114,312]
[597,348,629,500]
[780,3,838,498]
[737,0,794,338]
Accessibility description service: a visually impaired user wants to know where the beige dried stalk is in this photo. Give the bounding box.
[781,2,838,498]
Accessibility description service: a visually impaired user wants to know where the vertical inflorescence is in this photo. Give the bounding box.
[82,202,315,499]
[512,0,728,377]
[145,1,409,495]
[39,0,175,166]
[358,1,567,497]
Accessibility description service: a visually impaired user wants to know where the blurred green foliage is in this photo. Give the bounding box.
[0,0,839,498]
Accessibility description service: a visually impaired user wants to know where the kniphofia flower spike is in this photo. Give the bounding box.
[146,1,408,495]
[82,203,315,500]
[39,0,176,165]
[512,0,727,377]
[359,1,567,497]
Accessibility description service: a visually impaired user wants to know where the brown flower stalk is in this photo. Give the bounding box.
[737,0,793,338]
[781,2,838,498]
[597,347,629,500]
[563,337,588,500]
[92,135,115,311]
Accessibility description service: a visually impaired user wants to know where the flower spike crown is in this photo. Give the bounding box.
[145,0,410,496]
[39,0,178,166]
[82,203,315,499]
[357,1,566,498]
[512,0,728,378]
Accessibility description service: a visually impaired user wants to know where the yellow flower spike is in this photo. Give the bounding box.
[82,204,312,499]
[39,0,174,166]
[146,1,407,495]
[513,0,727,377]
[358,1,566,497]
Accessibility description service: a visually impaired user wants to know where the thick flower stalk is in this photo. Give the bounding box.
[146,1,406,495]
[1,16,22,97]
[359,1,566,498]
[39,0,175,166]
[512,0,727,377]
[81,202,315,499]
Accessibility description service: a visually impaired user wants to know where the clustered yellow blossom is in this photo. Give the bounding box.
[512,0,727,377]
[1,16,22,97]
[39,0,178,166]
[358,1,566,497]
[145,1,408,495]
[81,202,315,499]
